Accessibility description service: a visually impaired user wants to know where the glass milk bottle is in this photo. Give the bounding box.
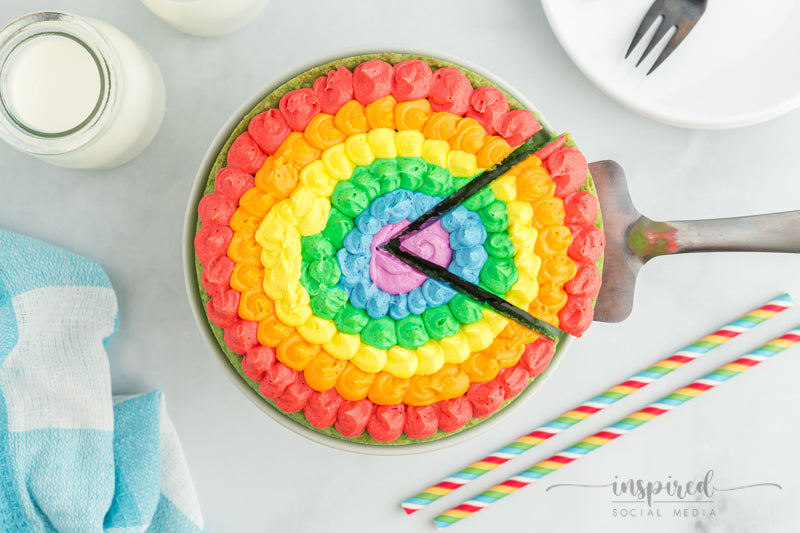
[140,0,269,37]
[0,12,166,169]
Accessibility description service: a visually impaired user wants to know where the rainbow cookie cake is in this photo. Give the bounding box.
[193,53,605,445]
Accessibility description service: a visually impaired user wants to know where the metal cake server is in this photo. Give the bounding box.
[590,160,800,323]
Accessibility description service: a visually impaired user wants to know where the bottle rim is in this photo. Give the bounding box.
[0,11,117,155]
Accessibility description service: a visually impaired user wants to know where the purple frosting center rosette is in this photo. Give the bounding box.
[370,219,451,294]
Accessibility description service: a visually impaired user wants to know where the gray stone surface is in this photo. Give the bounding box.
[1,1,799,531]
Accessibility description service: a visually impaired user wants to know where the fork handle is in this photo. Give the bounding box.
[628,211,800,261]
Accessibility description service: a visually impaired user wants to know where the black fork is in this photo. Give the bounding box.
[625,0,708,75]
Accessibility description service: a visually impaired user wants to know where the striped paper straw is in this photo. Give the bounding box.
[401,294,792,514]
[434,327,800,528]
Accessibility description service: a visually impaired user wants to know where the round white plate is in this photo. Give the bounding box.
[541,0,800,129]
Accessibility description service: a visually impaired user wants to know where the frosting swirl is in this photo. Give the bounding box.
[568,226,605,264]
[558,296,594,337]
[370,219,450,294]
[227,132,266,175]
[564,263,601,298]
[194,223,233,265]
[335,399,373,437]
[495,109,542,148]
[304,388,345,428]
[391,60,433,102]
[403,405,439,439]
[353,60,393,105]
[198,192,236,226]
[248,109,291,155]
[429,68,472,116]
[201,255,235,296]
[465,86,509,135]
[437,397,473,433]
[563,190,599,228]
[466,380,504,418]
[213,166,255,199]
[313,66,354,115]
[544,146,588,198]
[279,88,321,132]
[367,404,406,442]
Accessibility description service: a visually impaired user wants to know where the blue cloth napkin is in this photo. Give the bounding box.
[0,230,205,533]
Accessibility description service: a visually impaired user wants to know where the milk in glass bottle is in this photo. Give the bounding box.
[0,12,166,169]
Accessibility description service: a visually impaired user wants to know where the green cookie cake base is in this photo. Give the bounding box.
[193,52,603,447]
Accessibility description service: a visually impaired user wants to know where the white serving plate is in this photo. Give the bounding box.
[541,0,800,129]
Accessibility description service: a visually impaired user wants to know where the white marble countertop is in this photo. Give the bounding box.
[2,1,799,532]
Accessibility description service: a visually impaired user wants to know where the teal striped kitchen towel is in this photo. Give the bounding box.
[0,229,205,532]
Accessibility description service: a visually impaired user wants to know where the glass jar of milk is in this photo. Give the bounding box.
[0,12,165,169]
[140,0,269,37]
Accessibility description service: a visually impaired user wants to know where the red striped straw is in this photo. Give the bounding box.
[434,326,800,527]
[401,294,792,514]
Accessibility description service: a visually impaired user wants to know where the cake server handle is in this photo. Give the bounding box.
[628,211,800,262]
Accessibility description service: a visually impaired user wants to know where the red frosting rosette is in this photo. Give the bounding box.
[313,65,354,115]
[226,132,266,174]
[353,59,393,105]
[279,88,321,131]
[465,86,510,135]
[429,67,472,116]
[495,109,541,147]
[249,109,291,155]
[391,60,433,101]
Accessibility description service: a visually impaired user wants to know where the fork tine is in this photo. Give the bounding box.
[646,17,701,74]
[635,15,675,67]
[625,2,664,59]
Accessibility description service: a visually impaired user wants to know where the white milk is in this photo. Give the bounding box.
[0,12,166,169]
[140,0,269,37]
[5,35,101,134]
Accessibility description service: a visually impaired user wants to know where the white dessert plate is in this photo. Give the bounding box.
[541,0,800,129]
